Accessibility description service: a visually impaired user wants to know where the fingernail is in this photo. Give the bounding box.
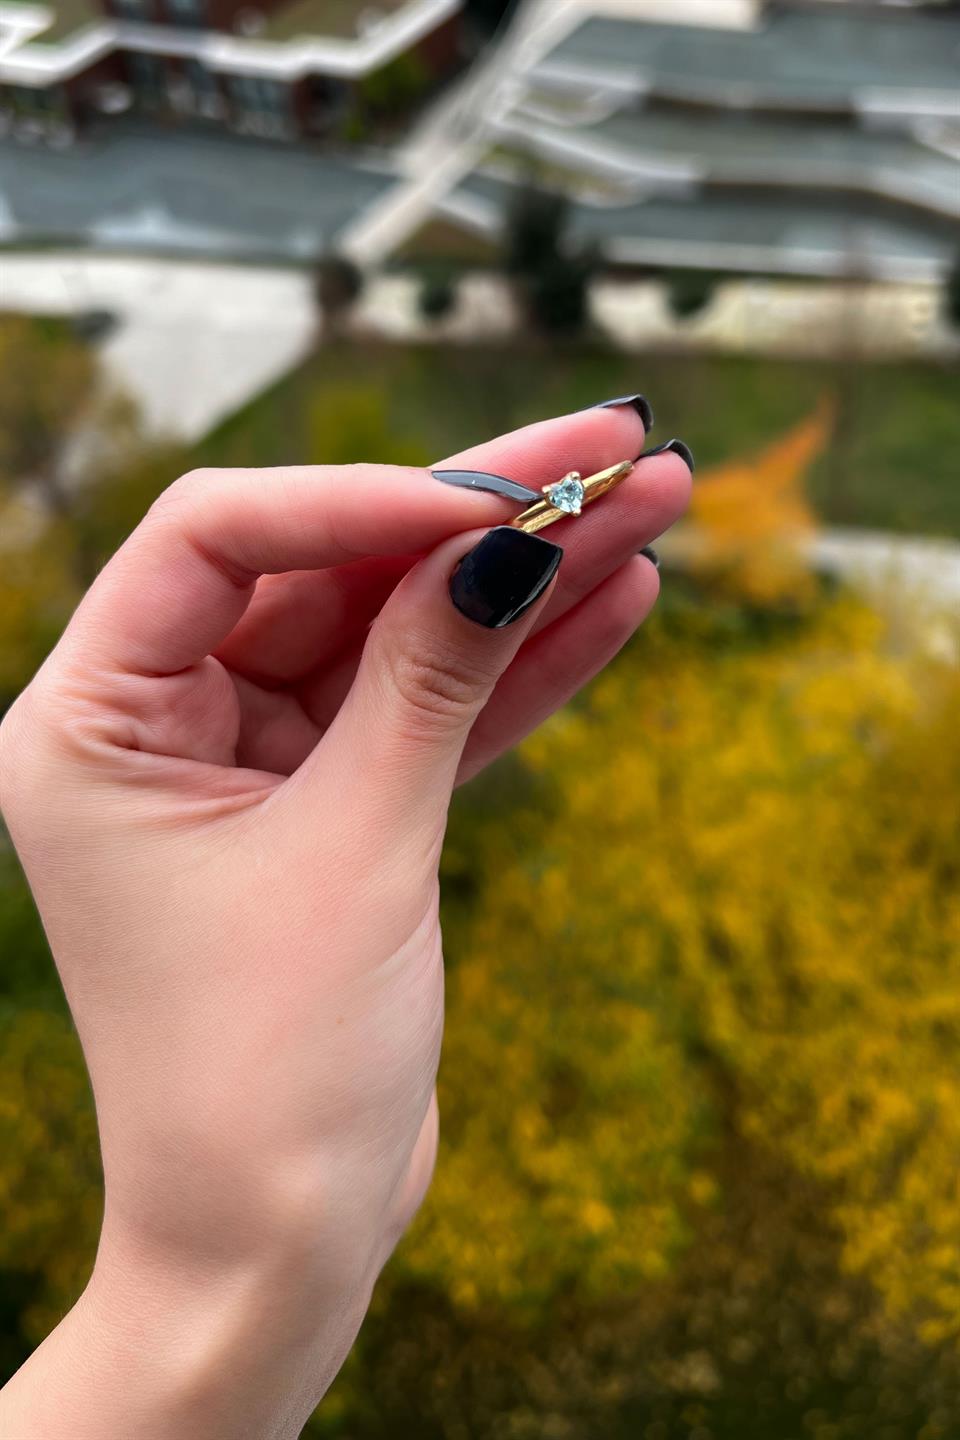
[431,469,543,504]
[449,526,562,629]
[636,438,695,472]
[589,394,654,432]
[638,544,660,570]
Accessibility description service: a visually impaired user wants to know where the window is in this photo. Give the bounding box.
[228,73,293,137]
[166,0,207,26]
[185,59,215,97]
[126,51,166,106]
[12,86,63,116]
[184,59,223,117]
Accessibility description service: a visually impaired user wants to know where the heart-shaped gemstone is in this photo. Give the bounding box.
[545,473,584,515]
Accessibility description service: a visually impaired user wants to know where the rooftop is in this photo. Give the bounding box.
[446,168,956,282]
[7,0,410,46]
[424,2,960,286]
[0,123,397,258]
[501,101,960,218]
[0,0,460,81]
[540,8,960,109]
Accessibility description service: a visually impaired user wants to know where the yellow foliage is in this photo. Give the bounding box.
[395,594,960,1347]
[0,1011,102,1341]
[0,316,96,486]
[690,404,829,605]
[309,384,430,469]
[0,512,78,696]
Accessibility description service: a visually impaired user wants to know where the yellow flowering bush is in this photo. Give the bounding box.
[689,404,827,605]
[0,1011,102,1343]
[396,594,960,1351]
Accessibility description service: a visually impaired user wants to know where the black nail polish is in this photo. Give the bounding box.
[431,469,543,504]
[590,394,654,432]
[450,526,562,629]
[638,544,660,570]
[636,438,695,472]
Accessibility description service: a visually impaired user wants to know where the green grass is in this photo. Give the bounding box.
[23,0,100,44]
[261,0,406,40]
[197,344,960,539]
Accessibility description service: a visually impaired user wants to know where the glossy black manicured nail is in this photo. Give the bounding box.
[589,394,654,432]
[636,437,695,472]
[638,544,660,570]
[449,525,562,629]
[431,468,543,504]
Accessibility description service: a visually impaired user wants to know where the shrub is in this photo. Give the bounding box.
[665,267,719,320]
[314,255,364,336]
[418,273,457,324]
[503,184,568,277]
[525,252,592,336]
[502,183,598,338]
[944,249,960,329]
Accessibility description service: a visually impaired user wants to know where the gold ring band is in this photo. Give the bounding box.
[508,460,634,535]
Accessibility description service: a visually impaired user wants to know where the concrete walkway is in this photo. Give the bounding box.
[657,524,960,649]
[809,528,960,622]
[0,251,315,440]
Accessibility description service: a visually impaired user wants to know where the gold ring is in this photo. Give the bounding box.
[508,460,633,535]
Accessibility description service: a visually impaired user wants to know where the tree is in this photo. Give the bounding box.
[304,576,960,1432]
[0,316,97,516]
[944,249,960,329]
[526,250,593,336]
[689,403,829,606]
[417,271,457,324]
[0,516,76,708]
[0,1010,102,1354]
[359,52,430,114]
[503,184,568,277]
[502,183,597,339]
[314,255,364,339]
[0,317,187,703]
[665,267,719,320]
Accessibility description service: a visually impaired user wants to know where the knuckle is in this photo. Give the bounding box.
[384,631,498,736]
[146,466,219,521]
[0,674,110,826]
[144,470,255,589]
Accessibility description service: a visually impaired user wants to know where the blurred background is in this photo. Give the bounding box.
[2,0,960,1435]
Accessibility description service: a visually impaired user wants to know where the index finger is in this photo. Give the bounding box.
[63,404,647,677]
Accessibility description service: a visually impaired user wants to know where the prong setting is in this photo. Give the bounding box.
[542,471,585,515]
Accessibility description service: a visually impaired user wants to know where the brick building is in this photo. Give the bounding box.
[0,0,463,143]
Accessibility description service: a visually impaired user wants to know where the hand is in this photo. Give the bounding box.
[0,406,689,1438]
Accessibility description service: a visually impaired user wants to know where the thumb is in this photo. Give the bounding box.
[315,524,561,841]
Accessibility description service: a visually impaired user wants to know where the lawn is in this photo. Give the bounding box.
[28,0,100,43]
[197,344,960,539]
[262,0,407,41]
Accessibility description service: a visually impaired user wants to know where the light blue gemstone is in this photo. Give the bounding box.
[546,474,584,515]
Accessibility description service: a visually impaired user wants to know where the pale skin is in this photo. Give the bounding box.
[0,405,690,1439]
